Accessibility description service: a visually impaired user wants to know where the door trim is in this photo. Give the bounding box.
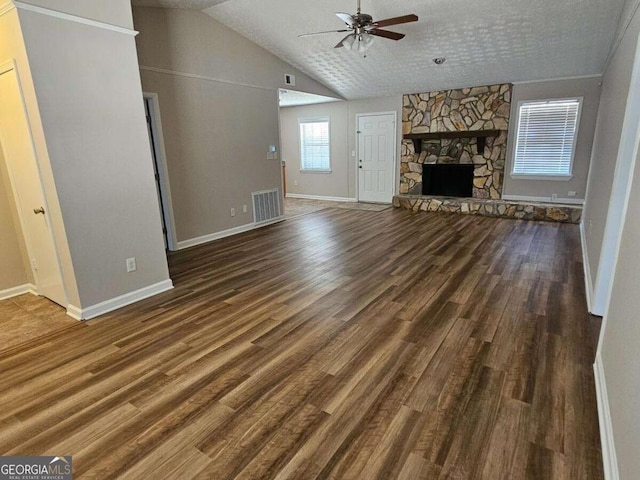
[355,111,397,203]
[143,92,177,251]
[0,59,68,306]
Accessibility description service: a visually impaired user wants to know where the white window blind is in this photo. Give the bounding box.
[512,99,581,176]
[299,119,330,171]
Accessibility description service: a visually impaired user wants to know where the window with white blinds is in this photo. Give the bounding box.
[512,98,581,177]
[299,119,330,171]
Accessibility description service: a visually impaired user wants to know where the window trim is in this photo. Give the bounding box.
[510,97,583,180]
[298,117,331,173]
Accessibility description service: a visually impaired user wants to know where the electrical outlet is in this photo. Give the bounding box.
[294,180,298,186]
[588,220,593,237]
[230,208,236,217]
[31,259,38,271]
[126,257,137,273]
[568,191,577,197]
[243,204,248,214]
[551,194,558,202]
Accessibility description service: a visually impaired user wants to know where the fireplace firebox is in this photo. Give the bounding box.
[422,164,474,198]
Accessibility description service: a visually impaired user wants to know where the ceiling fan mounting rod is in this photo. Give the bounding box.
[356,0,361,15]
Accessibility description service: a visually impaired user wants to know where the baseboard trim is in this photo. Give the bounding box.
[69,279,174,320]
[0,283,37,301]
[594,354,619,480]
[177,218,285,250]
[286,193,357,203]
[501,194,584,205]
[580,220,595,314]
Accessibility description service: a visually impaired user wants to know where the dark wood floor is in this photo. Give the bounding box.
[0,208,603,479]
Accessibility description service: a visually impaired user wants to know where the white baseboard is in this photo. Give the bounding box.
[501,194,584,205]
[68,279,174,320]
[286,193,357,203]
[594,354,619,480]
[580,221,595,314]
[177,218,285,250]
[0,283,37,301]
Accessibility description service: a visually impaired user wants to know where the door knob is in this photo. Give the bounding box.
[33,207,45,215]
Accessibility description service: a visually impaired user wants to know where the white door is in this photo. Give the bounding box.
[358,113,396,203]
[0,65,66,306]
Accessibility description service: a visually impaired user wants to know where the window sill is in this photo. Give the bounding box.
[300,169,332,174]
[510,174,573,181]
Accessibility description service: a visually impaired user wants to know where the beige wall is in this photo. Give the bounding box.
[582,9,640,285]
[18,5,170,308]
[9,1,170,309]
[0,6,78,303]
[503,77,602,201]
[133,7,340,243]
[280,96,402,199]
[587,0,640,476]
[18,0,134,29]
[0,139,30,291]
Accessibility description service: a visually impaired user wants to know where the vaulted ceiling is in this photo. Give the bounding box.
[131,0,626,99]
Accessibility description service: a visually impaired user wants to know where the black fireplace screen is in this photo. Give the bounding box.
[422,164,474,197]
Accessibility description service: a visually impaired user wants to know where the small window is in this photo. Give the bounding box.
[512,98,582,178]
[299,119,330,172]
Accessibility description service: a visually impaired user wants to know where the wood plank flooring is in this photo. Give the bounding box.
[0,208,603,479]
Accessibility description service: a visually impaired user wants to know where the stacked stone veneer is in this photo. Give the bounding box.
[393,196,582,224]
[401,84,512,199]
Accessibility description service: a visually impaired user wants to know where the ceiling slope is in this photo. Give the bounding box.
[133,0,626,99]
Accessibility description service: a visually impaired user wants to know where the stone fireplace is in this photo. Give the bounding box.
[400,84,512,199]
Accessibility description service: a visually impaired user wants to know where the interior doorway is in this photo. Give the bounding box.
[357,112,397,203]
[0,61,67,307]
[143,93,176,251]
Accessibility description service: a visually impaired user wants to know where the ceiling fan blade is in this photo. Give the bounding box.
[334,34,353,48]
[336,12,355,26]
[374,14,418,28]
[369,29,405,41]
[299,29,351,38]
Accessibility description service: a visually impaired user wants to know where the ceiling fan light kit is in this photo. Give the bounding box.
[299,0,418,54]
[343,32,375,52]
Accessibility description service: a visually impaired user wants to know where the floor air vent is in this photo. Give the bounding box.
[252,189,281,224]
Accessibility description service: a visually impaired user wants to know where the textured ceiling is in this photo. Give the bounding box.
[134,0,626,99]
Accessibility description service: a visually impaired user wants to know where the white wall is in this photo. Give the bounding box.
[503,76,602,202]
[280,96,402,200]
[133,7,340,244]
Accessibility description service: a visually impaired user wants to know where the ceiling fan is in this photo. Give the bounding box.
[298,0,418,52]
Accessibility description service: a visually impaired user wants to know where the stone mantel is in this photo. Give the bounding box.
[404,129,503,154]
